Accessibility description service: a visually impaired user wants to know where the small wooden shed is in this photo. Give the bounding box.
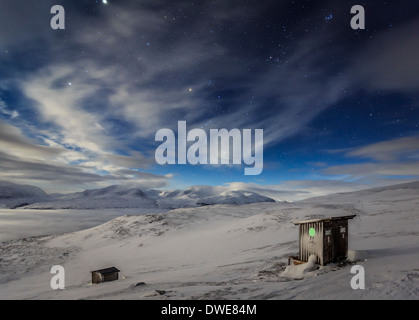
[91,267,120,284]
[293,215,356,266]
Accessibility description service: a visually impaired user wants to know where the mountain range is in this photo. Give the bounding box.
[0,181,276,209]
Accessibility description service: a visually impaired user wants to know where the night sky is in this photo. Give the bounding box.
[1,0,419,200]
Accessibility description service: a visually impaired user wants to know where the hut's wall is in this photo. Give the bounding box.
[92,272,103,284]
[322,219,349,264]
[103,273,118,282]
[299,222,323,265]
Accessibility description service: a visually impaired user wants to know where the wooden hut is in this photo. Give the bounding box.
[292,215,356,266]
[91,267,120,284]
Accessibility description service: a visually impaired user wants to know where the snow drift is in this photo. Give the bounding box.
[281,255,318,280]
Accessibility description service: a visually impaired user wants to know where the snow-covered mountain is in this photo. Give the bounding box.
[0,181,50,209]
[156,185,275,208]
[23,184,275,209]
[24,185,158,210]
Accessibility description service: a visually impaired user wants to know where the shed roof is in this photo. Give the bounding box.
[293,215,356,225]
[90,267,120,274]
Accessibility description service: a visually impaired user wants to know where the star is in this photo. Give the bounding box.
[189,88,192,92]
[325,14,333,22]
[102,0,108,4]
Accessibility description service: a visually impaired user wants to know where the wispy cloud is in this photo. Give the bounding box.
[206,179,392,202]
[345,136,419,162]
[325,161,419,177]
[323,136,419,180]
[0,120,62,160]
[0,97,19,119]
[0,117,168,192]
[4,1,349,190]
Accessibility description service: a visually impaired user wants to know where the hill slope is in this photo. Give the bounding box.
[0,181,49,209]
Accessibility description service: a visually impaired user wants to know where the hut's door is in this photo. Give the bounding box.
[323,223,334,265]
[336,220,348,259]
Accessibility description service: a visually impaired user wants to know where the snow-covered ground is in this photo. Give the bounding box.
[0,182,418,300]
[0,208,168,243]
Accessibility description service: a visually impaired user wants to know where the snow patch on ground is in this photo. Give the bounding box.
[281,255,318,280]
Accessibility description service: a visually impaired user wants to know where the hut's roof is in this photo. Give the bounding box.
[293,215,356,225]
[90,267,120,274]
